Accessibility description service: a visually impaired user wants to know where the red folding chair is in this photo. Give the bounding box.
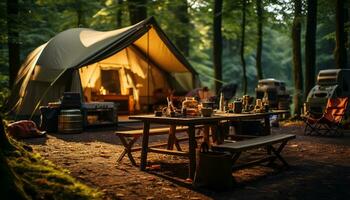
[304,97,348,136]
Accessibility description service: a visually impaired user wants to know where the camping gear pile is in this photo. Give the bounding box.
[82,102,116,127]
[255,78,290,110]
[305,69,350,115]
[40,92,117,133]
[7,120,46,139]
[40,92,84,133]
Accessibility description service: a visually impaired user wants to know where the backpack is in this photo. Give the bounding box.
[7,120,46,139]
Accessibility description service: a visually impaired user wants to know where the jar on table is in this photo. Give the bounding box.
[182,97,199,116]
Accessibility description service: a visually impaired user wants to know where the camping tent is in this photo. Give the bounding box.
[7,17,198,117]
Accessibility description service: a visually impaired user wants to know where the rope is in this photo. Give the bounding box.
[146,28,150,112]
[196,70,227,84]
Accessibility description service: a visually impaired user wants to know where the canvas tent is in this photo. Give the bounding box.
[7,17,198,117]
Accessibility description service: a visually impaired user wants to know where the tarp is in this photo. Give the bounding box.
[7,17,198,116]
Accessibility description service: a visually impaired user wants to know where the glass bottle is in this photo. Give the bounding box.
[219,92,224,112]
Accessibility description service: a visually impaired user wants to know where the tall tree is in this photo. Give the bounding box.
[304,0,317,96]
[213,0,223,93]
[334,0,347,69]
[6,0,20,88]
[172,0,190,57]
[75,0,86,27]
[292,0,303,116]
[240,0,248,94]
[345,9,349,65]
[128,0,147,25]
[116,0,123,28]
[255,0,263,80]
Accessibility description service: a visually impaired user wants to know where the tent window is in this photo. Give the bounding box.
[101,69,121,94]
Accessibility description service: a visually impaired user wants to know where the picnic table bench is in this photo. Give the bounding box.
[212,133,296,170]
[115,126,203,166]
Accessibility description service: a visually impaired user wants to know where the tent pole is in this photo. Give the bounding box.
[147,28,150,113]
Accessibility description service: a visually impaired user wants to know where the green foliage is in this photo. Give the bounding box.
[0,75,10,112]
[0,0,344,99]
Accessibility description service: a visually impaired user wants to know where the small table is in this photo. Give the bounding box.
[129,110,288,179]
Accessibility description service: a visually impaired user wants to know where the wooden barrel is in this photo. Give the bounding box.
[58,109,83,134]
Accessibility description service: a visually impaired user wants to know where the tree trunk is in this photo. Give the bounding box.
[116,0,123,28]
[292,0,303,116]
[128,0,147,25]
[240,0,248,94]
[304,0,317,97]
[213,0,223,93]
[0,116,11,150]
[172,0,190,57]
[345,8,349,68]
[334,0,347,69]
[7,0,20,88]
[0,116,28,200]
[255,0,263,80]
[75,0,86,27]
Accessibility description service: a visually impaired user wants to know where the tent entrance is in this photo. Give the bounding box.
[100,69,121,95]
[79,47,172,114]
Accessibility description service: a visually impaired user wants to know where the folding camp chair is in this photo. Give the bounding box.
[303,97,348,136]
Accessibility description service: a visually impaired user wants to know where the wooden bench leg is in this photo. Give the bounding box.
[167,125,183,151]
[167,125,176,150]
[188,125,196,180]
[266,145,272,155]
[117,135,139,166]
[268,141,289,167]
[173,137,182,151]
[231,152,241,164]
[140,122,150,171]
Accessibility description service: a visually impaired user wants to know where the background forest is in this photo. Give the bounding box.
[0,0,349,114]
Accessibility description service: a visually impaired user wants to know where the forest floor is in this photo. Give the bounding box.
[23,121,350,200]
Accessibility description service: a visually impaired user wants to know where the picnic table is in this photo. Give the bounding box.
[129,110,289,180]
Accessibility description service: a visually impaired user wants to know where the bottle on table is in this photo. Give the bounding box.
[219,92,225,112]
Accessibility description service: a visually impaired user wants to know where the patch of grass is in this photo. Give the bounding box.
[5,138,102,200]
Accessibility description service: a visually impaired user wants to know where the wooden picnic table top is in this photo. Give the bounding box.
[129,110,289,124]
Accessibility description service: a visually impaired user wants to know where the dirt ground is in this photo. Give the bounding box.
[23,121,350,200]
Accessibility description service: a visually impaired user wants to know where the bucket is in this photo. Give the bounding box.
[58,109,83,134]
[193,143,234,190]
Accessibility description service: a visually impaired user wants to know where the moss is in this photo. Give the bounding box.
[5,138,102,200]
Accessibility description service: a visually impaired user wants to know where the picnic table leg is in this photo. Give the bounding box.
[117,135,139,166]
[268,141,289,166]
[211,125,218,144]
[174,136,182,151]
[167,125,176,150]
[203,125,210,145]
[263,114,271,135]
[188,125,196,180]
[140,121,150,171]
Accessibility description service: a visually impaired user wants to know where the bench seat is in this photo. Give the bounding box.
[213,134,296,152]
[212,134,296,170]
